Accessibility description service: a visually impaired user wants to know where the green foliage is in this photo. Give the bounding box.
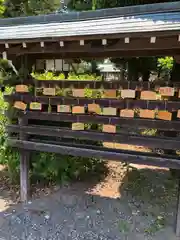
[157,57,173,72]
[4,0,60,17]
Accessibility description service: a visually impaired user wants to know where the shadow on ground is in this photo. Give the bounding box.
[0,162,178,240]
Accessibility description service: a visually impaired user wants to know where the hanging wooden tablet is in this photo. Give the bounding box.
[120,109,134,118]
[43,88,56,96]
[102,124,116,133]
[102,107,116,116]
[139,109,155,119]
[72,106,85,114]
[159,87,174,97]
[72,89,85,97]
[177,110,180,118]
[157,111,172,121]
[72,123,84,131]
[104,90,116,98]
[15,84,29,93]
[103,142,115,148]
[140,91,157,100]
[30,102,42,110]
[57,105,71,113]
[121,89,136,99]
[88,103,101,114]
[14,101,27,110]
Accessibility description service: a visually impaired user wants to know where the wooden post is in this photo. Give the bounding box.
[19,117,30,202]
[176,171,180,237]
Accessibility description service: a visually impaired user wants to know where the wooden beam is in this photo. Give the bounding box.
[3,35,180,56]
[15,111,180,131]
[7,139,180,169]
[8,124,180,150]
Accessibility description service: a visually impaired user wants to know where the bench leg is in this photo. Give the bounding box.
[20,149,30,202]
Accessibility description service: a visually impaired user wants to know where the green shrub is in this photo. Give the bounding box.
[0,72,105,185]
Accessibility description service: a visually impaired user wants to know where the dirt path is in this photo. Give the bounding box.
[0,162,178,240]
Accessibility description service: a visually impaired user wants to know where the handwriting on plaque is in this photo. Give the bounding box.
[72,106,85,114]
[104,90,116,98]
[72,123,84,131]
[103,142,115,148]
[121,89,136,99]
[102,125,116,133]
[139,109,155,119]
[57,105,71,113]
[43,88,56,96]
[102,107,116,116]
[140,91,157,100]
[15,84,29,93]
[88,104,101,114]
[14,101,27,110]
[159,87,174,96]
[72,89,85,97]
[30,102,42,110]
[157,111,172,121]
[120,109,134,118]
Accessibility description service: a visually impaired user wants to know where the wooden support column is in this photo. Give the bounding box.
[175,171,180,237]
[19,117,30,202]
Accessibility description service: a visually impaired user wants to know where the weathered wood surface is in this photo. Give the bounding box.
[16,111,180,131]
[18,117,30,202]
[8,139,180,169]
[7,124,180,150]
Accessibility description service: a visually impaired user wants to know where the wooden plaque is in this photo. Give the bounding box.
[14,101,27,110]
[72,123,84,131]
[43,88,56,96]
[103,142,115,148]
[177,110,180,118]
[140,91,157,100]
[121,89,136,99]
[104,90,116,98]
[102,107,117,116]
[30,102,42,110]
[120,109,134,118]
[15,84,29,93]
[102,125,116,133]
[159,87,174,97]
[157,111,172,121]
[72,89,85,97]
[57,105,71,113]
[139,109,155,119]
[88,104,101,114]
[72,106,85,114]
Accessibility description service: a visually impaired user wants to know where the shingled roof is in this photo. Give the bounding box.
[0,1,180,41]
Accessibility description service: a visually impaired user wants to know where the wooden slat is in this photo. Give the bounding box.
[5,94,180,111]
[8,124,180,150]
[8,139,180,169]
[16,79,180,90]
[18,111,180,131]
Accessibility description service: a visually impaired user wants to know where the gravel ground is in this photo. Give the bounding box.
[0,162,178,240]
